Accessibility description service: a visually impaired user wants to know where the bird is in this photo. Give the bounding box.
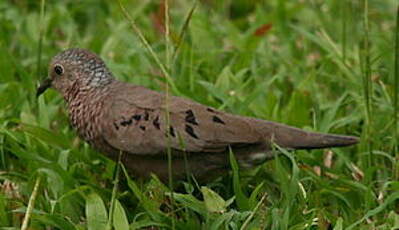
[37,48,359,182]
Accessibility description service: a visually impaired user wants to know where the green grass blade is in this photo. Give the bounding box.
[85,193,108,230]
[394,4,399,179]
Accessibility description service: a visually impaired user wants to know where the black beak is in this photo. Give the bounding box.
[36,78,52,97]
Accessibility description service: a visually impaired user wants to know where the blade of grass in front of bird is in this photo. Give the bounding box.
[359,0,373,173]
[272,143,301,229]
[240,192,267,230]
[86,192,108,230]
[341,0,347,63]
[163,1,176,229]
[21,175,41,230]
[172,1,197,61]
[112,200,129,230]
[117,0,180,95]
[394,4,399,180]
[36,0,46,92]
[229,147,250,211]
[106,151,123,230]
[121,164,163,219]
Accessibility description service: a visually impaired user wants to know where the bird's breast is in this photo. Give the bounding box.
[67,91,105,144]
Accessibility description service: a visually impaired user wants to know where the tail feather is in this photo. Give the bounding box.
[259,120,359,149]
[282,132,359,149]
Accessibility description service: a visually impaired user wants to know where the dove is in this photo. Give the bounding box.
[37,48,359,181]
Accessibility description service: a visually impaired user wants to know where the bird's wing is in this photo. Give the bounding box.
[101,85,263,155]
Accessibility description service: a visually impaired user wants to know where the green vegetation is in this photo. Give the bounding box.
[0,0,398,229]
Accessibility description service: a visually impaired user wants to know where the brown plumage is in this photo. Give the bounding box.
[37,48,359,181]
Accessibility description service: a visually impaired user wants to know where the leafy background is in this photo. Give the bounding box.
[0,0,398,229]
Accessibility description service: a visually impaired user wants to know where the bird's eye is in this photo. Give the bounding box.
[54,64,64,75]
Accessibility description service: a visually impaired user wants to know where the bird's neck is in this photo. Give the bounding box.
[65,81,114,142]
[64,78,114,105]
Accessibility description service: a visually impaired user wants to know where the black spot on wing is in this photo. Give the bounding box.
[153,116,160,130]
[185,109,198,125]
[169,126,176,137]
[212,115,225,124]
[207,108,216,113]
[132,114,141,121]
[113,122,119,130]
[120,119,132,126]
[144,111,149,121]
[185,125,198,139]
[140,126,146,131]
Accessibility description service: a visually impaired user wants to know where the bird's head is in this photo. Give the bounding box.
[37,48,114,97]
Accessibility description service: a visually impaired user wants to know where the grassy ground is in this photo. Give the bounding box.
[0,0,398,229]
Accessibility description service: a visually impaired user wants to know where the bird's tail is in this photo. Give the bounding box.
[259,120,359,149]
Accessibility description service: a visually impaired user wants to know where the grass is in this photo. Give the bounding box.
[0,0,398,229]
